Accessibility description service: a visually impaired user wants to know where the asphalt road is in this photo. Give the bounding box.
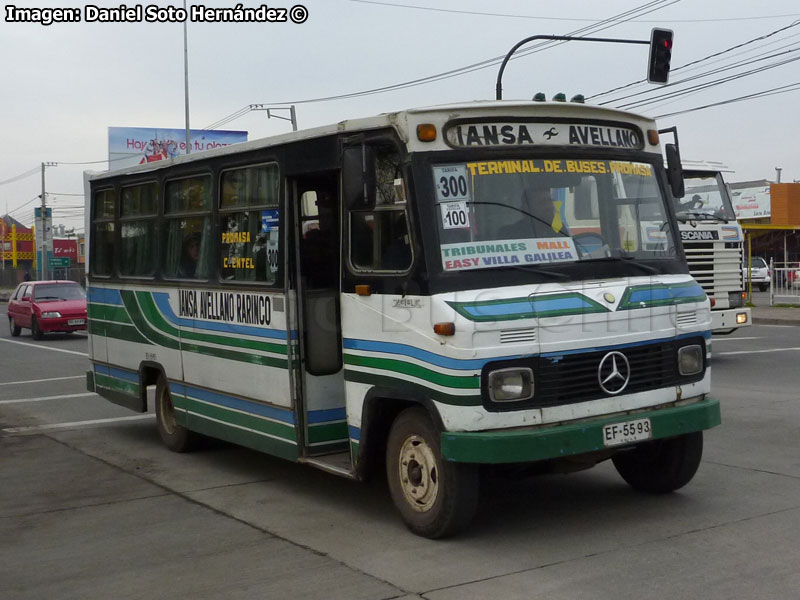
[1,309,799,600]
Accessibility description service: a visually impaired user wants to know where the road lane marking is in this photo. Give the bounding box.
[2,414,154,434]
[711,337,762,341]
[0,392,97,405]
[0,338,87,356]
[0,375,85,387]
[717,347,800,356]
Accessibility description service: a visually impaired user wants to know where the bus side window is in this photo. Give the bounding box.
[91,188,116,277]
[163,175,213,280]
[349,149,412,273]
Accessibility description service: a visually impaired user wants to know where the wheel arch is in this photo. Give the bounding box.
[353,385,444,481]
[137,361,168,413]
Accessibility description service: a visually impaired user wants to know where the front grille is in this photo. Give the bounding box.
[481,337,706,412]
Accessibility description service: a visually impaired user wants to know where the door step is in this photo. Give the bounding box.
[300,451,355,479]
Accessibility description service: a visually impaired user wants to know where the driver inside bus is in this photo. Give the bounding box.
[499,187,570,239]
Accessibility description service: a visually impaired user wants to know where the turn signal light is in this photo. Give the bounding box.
[355,285,371,296]
[433,322,455,336]
[648,129,659,145]
[417,124,437,142]
[710,297,716,307]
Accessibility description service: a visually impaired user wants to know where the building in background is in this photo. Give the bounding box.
[732,181,800,266]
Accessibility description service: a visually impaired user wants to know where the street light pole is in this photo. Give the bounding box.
[250,104,298,131]
[39,162,57,280]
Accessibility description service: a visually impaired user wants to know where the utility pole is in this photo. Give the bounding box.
[183,0,191,154]
[775,167,782,183]
[40,162,57,280]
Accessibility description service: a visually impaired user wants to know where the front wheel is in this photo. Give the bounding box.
[9,317,21,337]
[31,317,44,340]
[612,431,703,493]
[386,407,479,538]
[155,376,198,452]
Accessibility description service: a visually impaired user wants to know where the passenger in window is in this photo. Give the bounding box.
[179,232,202,278]
[500,187,569,239]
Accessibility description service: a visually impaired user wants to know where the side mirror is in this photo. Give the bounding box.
[342,145,376,210]
[665,143,685,198]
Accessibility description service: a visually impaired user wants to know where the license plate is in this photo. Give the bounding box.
[603,418,652,447]
[68,319,85,326]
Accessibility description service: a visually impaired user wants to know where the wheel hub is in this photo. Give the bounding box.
[398,435,439,512]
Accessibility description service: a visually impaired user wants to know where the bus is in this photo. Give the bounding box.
[85,100,720,538]
[679,162,750,333]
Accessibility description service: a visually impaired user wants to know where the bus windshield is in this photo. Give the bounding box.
[679,172,736,221]
[432,158,675,272]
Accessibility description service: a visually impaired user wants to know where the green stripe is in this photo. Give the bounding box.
[183,396,297,442]
[344,353,480,389]
[122,290,288,369]
[121,290,181,349]
[345,368,482,407]
[307,421,349,444]
[95,372,139,396]
[88,303,132,324]
[89,319,152,345]
[187,413,299,462]
[136,291,288,356]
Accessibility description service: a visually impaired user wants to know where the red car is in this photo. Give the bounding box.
[7,280,88,339]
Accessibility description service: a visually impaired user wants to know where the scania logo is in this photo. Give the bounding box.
[598,351,630,395]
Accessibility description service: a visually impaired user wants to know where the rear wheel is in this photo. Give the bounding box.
[31,317,44,340]
[612,431,703,493]
[386,407,479,538]
[758,284,768,292]
[8,317,21,337]
[155,376,198,452]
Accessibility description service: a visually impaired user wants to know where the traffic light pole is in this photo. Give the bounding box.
[495,34,651,101]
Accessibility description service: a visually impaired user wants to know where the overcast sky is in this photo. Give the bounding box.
[2,0,799,232]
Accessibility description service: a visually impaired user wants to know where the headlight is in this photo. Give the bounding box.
[678,345,703,376]
[488,368,534,402]
[40,311,62,318]
[736,312,748,325]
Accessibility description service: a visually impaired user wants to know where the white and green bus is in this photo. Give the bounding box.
[85,100,719,538]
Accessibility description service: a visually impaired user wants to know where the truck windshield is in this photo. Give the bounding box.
[432,158,675,272]
[679,172,736,221]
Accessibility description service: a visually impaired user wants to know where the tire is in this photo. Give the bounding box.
[31,317,44,340]
[758,284,768,292]
[9,317,21,337]
[386,407,479,538]
[155,376,198,452]
[612,431,703,493]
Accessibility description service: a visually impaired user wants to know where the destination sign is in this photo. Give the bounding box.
[444,122,644,150]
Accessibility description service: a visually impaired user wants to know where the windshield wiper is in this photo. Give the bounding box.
[507,264,570,279]
[581,256,660,274]
[675,210,728,223]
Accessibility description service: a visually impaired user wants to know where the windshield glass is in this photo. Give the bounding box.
[33,283,86,301]
[679,172,736,220]
[433,158,675,272]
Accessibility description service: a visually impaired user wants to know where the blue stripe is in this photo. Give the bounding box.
[93,363,139,383]
[343,338,516,370]
[349,425,361,442]
[307,407,347,424]
[541,330,712,359]
[172,382,295,424]
[461,296,594,318]
[87,287,123,305]
[152,292,295,341]
[628,284,705,304]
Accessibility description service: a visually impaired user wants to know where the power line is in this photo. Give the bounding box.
[345,0,799,23]
[588,18,800,100]
[0,167,39,187]
[206,0,678,129]
[655,81,800,118]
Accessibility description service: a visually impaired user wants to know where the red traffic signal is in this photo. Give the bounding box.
[647,28,673,84]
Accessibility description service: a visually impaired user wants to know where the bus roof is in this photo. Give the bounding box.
[87,100,658,182]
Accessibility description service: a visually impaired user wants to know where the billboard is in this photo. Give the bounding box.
[108,127,248,169]
[731,185,771,220]
[53,239,78,261]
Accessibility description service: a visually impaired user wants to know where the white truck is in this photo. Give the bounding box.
[678,161,750,334]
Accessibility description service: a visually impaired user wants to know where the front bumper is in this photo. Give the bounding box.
[711,307,751,331]
[38,316,88,332]
[441,396,720,464]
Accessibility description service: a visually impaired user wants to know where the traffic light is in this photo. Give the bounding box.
[647,28,673,84]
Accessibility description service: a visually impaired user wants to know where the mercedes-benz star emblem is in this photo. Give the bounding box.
[598,351,631,395]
